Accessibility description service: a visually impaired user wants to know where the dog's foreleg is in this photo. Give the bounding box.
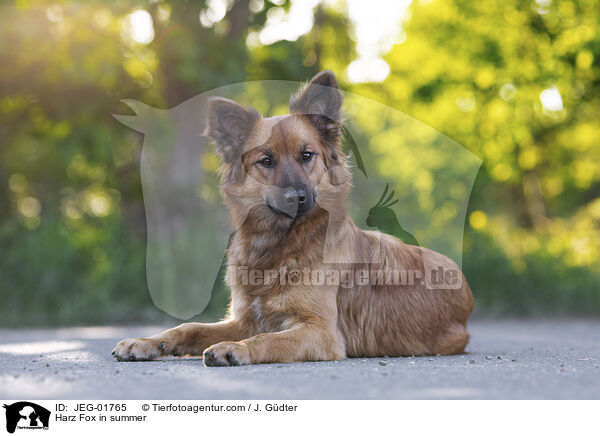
[112,321,250,361]
[202,324,345,366]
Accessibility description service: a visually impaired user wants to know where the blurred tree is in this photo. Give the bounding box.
[0,0,290,325]
[370,0,600,312]
[361,0,598,224]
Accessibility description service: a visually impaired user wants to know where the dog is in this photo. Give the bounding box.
[112,70,473,366]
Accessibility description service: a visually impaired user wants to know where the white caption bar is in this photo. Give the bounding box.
[0,400,596,435]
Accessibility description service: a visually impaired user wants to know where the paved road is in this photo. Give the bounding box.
[0,320,598,399]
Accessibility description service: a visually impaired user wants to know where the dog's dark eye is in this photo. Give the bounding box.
[259,157,273,167]
[302,151,314,162]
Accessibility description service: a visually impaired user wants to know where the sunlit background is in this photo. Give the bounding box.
[1,0,599,326]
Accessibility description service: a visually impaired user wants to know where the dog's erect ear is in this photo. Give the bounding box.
[289,70,343,145]
[205,97,260,162]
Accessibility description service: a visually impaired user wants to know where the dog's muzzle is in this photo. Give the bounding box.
[267,186,315,219]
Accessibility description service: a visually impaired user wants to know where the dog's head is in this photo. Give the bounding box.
[206,70,350,229]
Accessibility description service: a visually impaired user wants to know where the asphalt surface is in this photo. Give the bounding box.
[0,320,598,399]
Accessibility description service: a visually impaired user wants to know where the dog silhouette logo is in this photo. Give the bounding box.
[3,402,50,434]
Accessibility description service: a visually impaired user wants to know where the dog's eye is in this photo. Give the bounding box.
[259,157,273,167]
[302,151,314,162]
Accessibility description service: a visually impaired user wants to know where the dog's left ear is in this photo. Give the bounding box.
[289,70,343,145]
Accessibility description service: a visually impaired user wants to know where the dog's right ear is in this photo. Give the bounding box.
[205,97,260,162]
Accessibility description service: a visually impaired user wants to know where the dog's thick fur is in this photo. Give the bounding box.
[113,71,473,366]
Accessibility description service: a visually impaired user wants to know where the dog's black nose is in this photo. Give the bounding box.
[271,186,314,218]
[283,187,307,205]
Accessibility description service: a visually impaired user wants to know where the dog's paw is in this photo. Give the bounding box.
[112,337,169,361]
[203,341,251,367]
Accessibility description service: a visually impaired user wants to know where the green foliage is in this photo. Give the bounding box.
[0,0,599,326]
[352,0,600,314]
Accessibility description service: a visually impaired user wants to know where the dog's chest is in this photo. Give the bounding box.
[250,294,297,332]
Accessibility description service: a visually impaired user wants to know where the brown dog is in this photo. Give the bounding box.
[112,70,473,366]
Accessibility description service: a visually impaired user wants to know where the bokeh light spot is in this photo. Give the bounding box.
[124,9,154,44]
[540,86,563,111]
[469,210,487,230]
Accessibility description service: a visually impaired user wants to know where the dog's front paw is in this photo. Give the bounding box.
[112,337,168,361]
[203,341,251,367]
